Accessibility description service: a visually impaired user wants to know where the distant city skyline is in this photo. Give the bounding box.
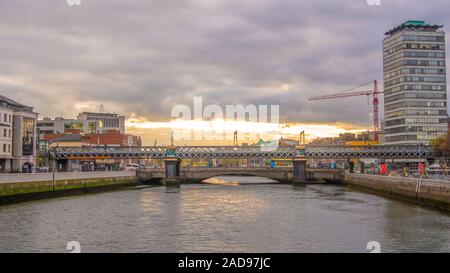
[1,0,449,144]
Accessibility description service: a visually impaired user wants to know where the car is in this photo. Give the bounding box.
[124,164,140,171]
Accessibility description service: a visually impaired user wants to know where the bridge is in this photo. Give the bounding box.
[51,144,434,160]
[49,144,435,185]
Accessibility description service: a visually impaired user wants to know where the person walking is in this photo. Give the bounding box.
[380,163,387,175]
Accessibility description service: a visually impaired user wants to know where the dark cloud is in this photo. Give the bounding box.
[0,0,448,124]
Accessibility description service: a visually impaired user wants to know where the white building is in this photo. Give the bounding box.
[37,112,125,137]
[0,94,38,173]
[37,117,100,137]
[77,112,125,134]
[383,20,448,144]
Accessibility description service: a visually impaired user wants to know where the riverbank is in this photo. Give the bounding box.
[344,172,450,211]
[0,171,139,205]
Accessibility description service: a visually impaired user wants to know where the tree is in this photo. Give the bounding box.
[430,132,450,157]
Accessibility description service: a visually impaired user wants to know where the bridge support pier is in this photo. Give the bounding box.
[292,157,307,185]
[162,158,181,187]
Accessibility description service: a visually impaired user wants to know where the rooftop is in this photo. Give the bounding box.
[0,94,34,112]
[78,112,121,117]
[48,134,84,144]
[385,20,443,36]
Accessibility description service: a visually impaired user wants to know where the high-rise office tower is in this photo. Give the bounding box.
[383,20,448,144]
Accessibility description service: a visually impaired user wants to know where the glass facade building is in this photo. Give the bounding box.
[383,21,448,144]
[22,117,35,156]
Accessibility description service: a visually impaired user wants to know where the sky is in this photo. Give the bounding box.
[0,0,449,144]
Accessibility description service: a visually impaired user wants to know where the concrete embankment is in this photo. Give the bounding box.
[0,171,139,204]
[344,172,450,211]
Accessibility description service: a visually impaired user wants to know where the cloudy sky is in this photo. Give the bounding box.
[0,0,449,143]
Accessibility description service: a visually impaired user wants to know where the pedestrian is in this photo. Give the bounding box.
[418,162,425,177]
[380,163,387,175]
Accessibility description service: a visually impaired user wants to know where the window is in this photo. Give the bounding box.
[3,144,6,153]
[64,122,83,130]
[22,118,35,156]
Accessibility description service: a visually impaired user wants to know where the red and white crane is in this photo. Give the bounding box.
[309,80,383,137]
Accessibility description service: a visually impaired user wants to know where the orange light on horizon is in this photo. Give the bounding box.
[126,117,369,145]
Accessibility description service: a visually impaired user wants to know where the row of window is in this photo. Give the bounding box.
[384,67,445,80]
[384,68,405,80]
[2,129,12,138]
[384,59,445,72]
[38,130,55,135]
[385,101,446,111]
[417,134,442,140]
[385,125,448,134]
[1,143,11,154]
[385,117,446,127]
[384,84,446,96]
[403,51,445,58]
[86,117,119,128]
[406,76,446,83]
[385,109,448,119]
[385,50,445,64]
[386,133,445,142]
[386,135,416,142]
[385,76,446,88]
[384,43,445,57]
[406,84,446,91]
[385,92,446,103]
[405,68,446,75]
[405,117,446,124]
[2,113,12,124]
[403,35,445,42]
[37,122,55,127]
[384,34,444,50]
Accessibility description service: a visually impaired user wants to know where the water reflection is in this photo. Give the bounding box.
[380,201,450,252]
[203,176,279,186]
[165,185,181,193]
[0,176,448,252]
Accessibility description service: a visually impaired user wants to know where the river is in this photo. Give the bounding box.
[0,176,448,253]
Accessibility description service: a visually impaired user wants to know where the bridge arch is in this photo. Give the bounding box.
[178,168,292,183]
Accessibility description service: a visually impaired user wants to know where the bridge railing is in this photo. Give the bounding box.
[175,146,298,159]
[50,146,168,160]
[50,144,436,160]
[304,144,435,159]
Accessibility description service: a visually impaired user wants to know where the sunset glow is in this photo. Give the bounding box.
[126,117,368,145]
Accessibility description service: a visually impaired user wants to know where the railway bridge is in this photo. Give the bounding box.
[50,144,435,184]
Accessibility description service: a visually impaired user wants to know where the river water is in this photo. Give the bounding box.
[0,176,448,253]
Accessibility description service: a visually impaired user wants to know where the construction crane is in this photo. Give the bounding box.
[309,80,383,136]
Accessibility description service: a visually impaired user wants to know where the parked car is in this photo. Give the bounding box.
[124,164,140,171]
